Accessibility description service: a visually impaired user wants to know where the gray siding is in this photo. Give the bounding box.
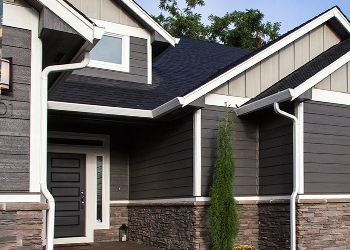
[0,27,31,192]
[129,114,193,199]
[259,111,293,195]
[201,106,259,196]
[72,37,148,84]
[304,101,350,193]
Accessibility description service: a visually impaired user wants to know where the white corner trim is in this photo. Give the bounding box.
[37,0,97,43]
[205,94,250,107]
[120,0,177,46]
[193,109,202,197]
[181,7,348,107]
[312,89,350,106]
[0,194,41,203]
[48,101,153,118]
[293,52,350,100]
[296,102,304,194]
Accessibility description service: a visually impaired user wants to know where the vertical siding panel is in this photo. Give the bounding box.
[310,25,324,60]
[246,65,261,98]
[279,43,295,79]
[316,76,331,90]
[229,72,246,97]
[331,64,348,93]
[324,24,341,50]
[260,53,279,91]
[79,0,100,19]
[295,34,310,69]
[214,82,229,95]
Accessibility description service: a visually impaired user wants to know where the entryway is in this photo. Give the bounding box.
[48,132,111,245]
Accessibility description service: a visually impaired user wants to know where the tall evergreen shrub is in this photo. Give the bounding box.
[208,106,239,250]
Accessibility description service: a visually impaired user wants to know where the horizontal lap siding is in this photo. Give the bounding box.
[129,114,193,199]
[259,112,293,195]
[201,106,258,197]
[73,37,148,84]
[304,101,350,193]
[0,27,31,191]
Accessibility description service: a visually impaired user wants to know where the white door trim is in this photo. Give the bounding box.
[48,132,110,244]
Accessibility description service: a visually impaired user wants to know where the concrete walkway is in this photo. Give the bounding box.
[55,242,158,250]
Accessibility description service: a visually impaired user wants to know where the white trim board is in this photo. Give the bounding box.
[312,89,350,106]
[298,194,350,200]
[193,109,202,197]
[180,7,350,107]
[0,194,41,203]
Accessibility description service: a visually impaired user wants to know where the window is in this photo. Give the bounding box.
[96,156,103,223]
[89,33,130,72]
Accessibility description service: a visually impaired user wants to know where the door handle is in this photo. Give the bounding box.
[80,191,85,209]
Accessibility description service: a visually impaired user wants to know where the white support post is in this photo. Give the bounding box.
[193,109,202,197]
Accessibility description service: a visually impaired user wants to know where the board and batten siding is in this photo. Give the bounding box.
[259,111,293,195]
[304,100,350,193]
[72,37,148,84]
[66,0,142,28]
[0,26,31,192]
[129,114,194,199]
[214,24,341,98]
[315,62,350,93]
[201,106,259,197]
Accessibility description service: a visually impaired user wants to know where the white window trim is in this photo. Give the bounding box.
[49,132,110,245]
[89,33,130,72]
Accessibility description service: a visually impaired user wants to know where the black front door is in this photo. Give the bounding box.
[48,153,86,238]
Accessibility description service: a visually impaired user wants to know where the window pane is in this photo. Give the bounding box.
[96,156,103,223]
[91,35,122,64]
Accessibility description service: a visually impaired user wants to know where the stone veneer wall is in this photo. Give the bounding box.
[94,204,128,242]
[297,200,350,249]
[0,203,47,249]
[128,201,290,249]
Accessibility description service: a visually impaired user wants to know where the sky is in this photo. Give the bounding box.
[136,0,350,34]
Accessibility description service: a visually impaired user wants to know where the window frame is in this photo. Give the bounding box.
[89,32,130,72]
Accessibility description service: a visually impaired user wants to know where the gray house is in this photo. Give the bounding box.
[1,0,350,249]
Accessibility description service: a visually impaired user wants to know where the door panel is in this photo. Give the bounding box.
[48,153,86,238]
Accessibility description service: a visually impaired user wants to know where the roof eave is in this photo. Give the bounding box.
[235,89,294,116]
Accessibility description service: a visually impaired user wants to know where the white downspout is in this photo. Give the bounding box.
[273,102,299,250]
[40,53,91,250]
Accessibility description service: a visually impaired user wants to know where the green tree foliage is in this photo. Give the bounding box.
[153,0,281,50]
[208,107,239,250]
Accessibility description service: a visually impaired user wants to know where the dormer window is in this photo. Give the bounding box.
[89,32,130,72]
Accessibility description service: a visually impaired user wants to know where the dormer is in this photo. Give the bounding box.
[63,0,177,85]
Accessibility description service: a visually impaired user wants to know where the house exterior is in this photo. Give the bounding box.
[1,0,350,249]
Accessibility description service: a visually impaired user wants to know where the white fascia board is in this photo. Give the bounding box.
[235,89,294,116]
[152,97,184,117]
[181,7,347,106]
[37,0,103,43]
[293,52,350,100]
[120,0,177,46]
[48,101,153,118]
[205,94,250,107]
[312,89,350,106]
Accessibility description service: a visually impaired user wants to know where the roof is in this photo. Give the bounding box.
[49,37,250,109]
[244,38,350,106]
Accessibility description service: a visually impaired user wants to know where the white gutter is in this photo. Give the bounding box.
[273,102,300,250]
[40,53,91,250]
